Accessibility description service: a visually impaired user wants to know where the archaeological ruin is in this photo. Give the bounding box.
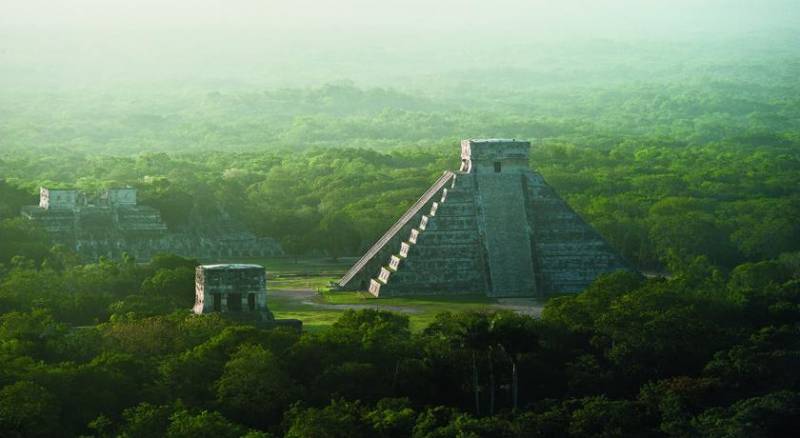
[337,139,632,298]
[194,264,272,318]
[22,186,281,261]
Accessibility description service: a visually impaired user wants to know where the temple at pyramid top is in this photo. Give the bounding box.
[459,138,531,174]
[337,138,633,298]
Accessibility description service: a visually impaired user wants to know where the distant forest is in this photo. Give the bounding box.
[0,36,799,436]
[2,47,799,271]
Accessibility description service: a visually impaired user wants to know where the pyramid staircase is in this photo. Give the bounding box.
[337,171,460,295]
[367,172,486,297]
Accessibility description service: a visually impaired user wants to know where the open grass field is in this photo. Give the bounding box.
[214,256,544,332]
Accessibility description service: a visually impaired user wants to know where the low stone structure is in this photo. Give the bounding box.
[39,187,79,210]
[21,186,282,261]
[193,264,272,318]
[23,186,168,241]
[338,139,633,298]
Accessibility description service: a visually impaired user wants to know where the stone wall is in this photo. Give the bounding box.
[72,233,282,262]
[21,187,282,262]
[525,171,630,293]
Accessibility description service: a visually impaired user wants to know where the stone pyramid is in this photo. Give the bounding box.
[337,139,632,298]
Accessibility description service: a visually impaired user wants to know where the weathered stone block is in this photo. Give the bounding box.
[194,264,273,320]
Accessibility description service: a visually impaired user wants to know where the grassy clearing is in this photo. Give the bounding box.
[211,256,351,291]
[269,309,342,333]
[266,287,337,332]
[320,290,493,306]
[269,286,506,332]
[269,276,339,291]
[318,290,503,331]
[215,256,537,332]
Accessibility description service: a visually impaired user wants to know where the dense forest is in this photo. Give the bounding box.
[2,76,799,270]
[0,250,798,436]
[1,28,800,437]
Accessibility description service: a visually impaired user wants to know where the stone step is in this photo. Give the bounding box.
[409,228,421,244]
[389,265,483,282]
[369,279,382,296]
[389,254,403,271]
[425,215,478,231]
[443,189,476,201]
[414,230,479,245]
[439,188,449,203]
[378,267,392,284]
[378,279,485,295]
[418,215,429,231]
[400,242,413,257]
[406,243,480,259]
[434,204,476,217]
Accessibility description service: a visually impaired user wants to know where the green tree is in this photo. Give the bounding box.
[284,399,369,438]
[140,267,196,308]
[693,391,800,438]
[316,212,361,260]
[118,402,174,438]
[215,343,298,429]
[166,409,247,438]
[0,381,60,437]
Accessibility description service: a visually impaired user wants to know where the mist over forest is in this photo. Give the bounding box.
[0,0,798,85]
[1,1,800,437]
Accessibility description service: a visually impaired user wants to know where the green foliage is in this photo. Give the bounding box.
[215,344,298,428]
[568,396,652,437]
[364,398,417,438]
[140,267,196,308]
[0,381,60,437]
[284,399,369,438]
[1,34,800,269]
[0,35,799,437]
[317,212,361,260]
[0,218,49,266]
[166,409,248,438]
[118,402,174,438]
[693,391,800,438]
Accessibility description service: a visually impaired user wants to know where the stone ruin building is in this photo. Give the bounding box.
[193,264,301,330]
[337,139,632,298]
[21,187,281,261]
[193,264,272,318]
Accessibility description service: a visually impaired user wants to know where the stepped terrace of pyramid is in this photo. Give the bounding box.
[337,139,632,298]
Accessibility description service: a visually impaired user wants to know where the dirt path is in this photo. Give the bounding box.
[300,301,425,314]
[270,289,423,313]
[494,298,543,317]
[270,289,544,316]
[270,289,318,299]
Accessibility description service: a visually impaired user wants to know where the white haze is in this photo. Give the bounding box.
[0,0,798,87]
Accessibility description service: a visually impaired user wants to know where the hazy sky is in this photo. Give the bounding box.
[3,0,797,33]
[1,0,798,87]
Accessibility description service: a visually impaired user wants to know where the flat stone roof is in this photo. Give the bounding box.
[200,264,265,270]
[467,138,527,143]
